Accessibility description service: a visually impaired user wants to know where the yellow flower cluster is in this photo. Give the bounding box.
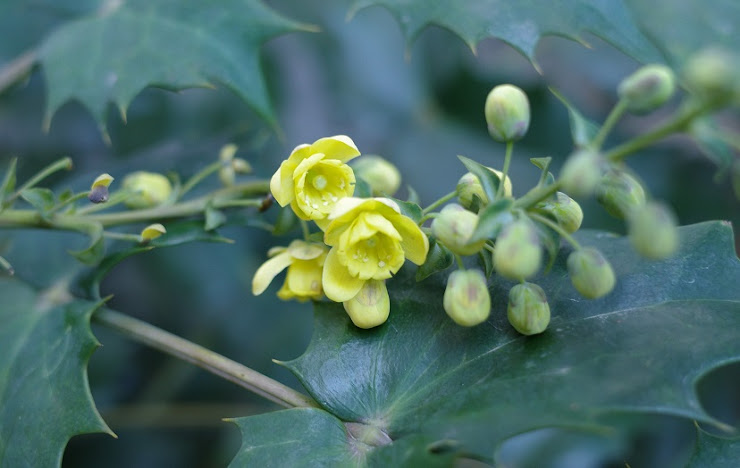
[253,135,427,328]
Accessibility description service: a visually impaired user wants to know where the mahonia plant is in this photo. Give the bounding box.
[251,48,739,335]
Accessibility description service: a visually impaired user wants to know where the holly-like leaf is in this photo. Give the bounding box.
[416,237,453,281]
[0,278,112,466]
[265,221,740,464]
[39,0,310,127]
[350,0,663,67]
[549,87,600,148]
[688,428,740,467]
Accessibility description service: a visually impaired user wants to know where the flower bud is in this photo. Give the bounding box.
[351,155,402,196]
[618,65,676,114]
[431,204,487,256]
[485,84,530,142]
[443,269,491,326]
[595,169,646,219]
[559,149,603,198]
[535,192,583,234]
[628,202,679,259]
[218,144,238,186]
[456,168,513,209]
[493,219,542,280]
[343,280,390,329]
[232,158,252,174]
[122,171,173,209]
[88,173,114,204]
[683,48,739,100]
[507,282,550,335]
[567,247,615,299]
[140,223,166,243]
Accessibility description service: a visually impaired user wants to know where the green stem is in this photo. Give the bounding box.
[93,308,320,409]
[496,142,513,199]
[0,255,14,275]
[103,231,142,243]
[75,190,133,215]
[454,254,465,270]
[604,99,720,163]
[5,157,73,206]
[528,212,581,250]
[300,219,311,241]
[422,191,456,215]
[51,191,90,213]
[513,181,561,210]
[417,213,438,226]
[179,161,223,199]
[591,99,628,150]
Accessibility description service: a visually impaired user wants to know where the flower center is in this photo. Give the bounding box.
[312,174,328,191]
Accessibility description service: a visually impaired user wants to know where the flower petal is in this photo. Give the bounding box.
[343,280,390,329]
[252,251,293,295]
[322,247,365,302]
[270,162,295,207]
[287,240,327,260]
[310,135,361,163]
[392,214,430,265]
[285,259,324,297]
[285,143,312,166]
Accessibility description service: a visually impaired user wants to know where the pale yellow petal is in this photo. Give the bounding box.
[285,259,324,298]
[328,197,371,221]
[270,162,295,207]
[310,135,361,163]
[322,247,365,302]
[287,240,327,260]
[252,251,293,295]
[393,214,430,265]
[286,143,312,166]
[343,280,390,329]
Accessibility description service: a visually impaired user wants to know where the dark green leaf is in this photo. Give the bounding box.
[272,206,299,235]
[0,278,112,467]
[688,428,740,467]
[416,237,453,281]
[458,155,500,203]
[406,185,421,205]
[20,187,56,217]
[390,197,423,224]
[691,118,737,178]
[470,198,513,242]
[550,87,600,148]
[531,214,562,273]
[204,204,227,231]
[477,247,494,278]
[68,223,105,265]
[39,0,309,127]
[351,0,662,66]
[0,157,17,207]
[280,221,739,464]
[353,178,373,198]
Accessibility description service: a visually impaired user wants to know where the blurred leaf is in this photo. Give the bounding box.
[406,185,421,205]
[530,157,552,172]
[68,223,105,265]
[416,237,453,281]
[0,158,17,208]
[531,214,561,273]
[0,278,111,467]
[390,197,422,223]
[351,0,663,66]
[471,198,513,242]
[272,206,298,235]
[204,204,227,231]
[353,178,373,198]
[691,117,737,178]
[458,155,500,204]
[20,187,55,216]
[477,247,494,278]
[688,428,740,467]
[273,221,740,464]
[550,87,600,148]
[39,0,310,127]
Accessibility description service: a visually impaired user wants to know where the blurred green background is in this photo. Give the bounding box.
[0,0,738,466]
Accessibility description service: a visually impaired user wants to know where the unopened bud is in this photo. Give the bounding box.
[351,155,402,196]
[443,269,491,326]
[618,65,676,114]
[88,173,114,203]
[343,280,390,329]
[628,202,679,259]
[535,192,583,234]
[431,204,487,256]
[232,158,252,174]
[567,247,616,299]
[456,168,513,210]
[219,144,238,186]
[683,48,739,100]
[595,169,646,219]
[122,171,173,209]
[485,84,530,142]
[559,149,603,198]
[507,282,550,335]
[140,223,167,243]
[493,219,542,280]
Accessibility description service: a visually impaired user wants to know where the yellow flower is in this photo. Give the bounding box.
[252,240,328,301]
[270,135,361,229]
[322,197,429,328]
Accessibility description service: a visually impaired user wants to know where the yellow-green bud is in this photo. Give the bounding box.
[443,269,491,326]
[88,173,114,204]
[567,247,616,299]
[628,202,679,259]
[535,192,583,234]
[351,155,402,196]
[507,282,550,335]
[485,84,530,142]
[456,168,513,209]
[232,158,252,174]
[493,219,542,280]
[140,223,167,243]
[218,144,238,187]
[559,149,603,198]
[343,280,390,329]
[431,204,487,256]
[683,48,739,100]
[618,65,676,114]
[122,171,173,209]
[595,169,646,219]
